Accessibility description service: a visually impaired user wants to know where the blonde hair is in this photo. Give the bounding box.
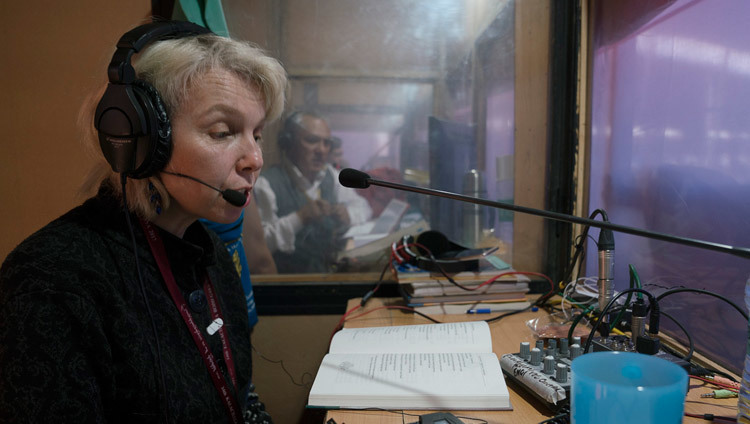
[81,31,287,219]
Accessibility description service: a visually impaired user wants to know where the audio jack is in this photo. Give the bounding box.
[700,389,738,399]
[706,375,741,390]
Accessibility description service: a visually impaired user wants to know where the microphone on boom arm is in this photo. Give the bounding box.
[340,167,750,352]
[338,168,750,260]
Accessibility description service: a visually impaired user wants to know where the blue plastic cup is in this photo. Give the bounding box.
[570,351,688,423]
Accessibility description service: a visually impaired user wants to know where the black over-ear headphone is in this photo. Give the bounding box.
[278,110,305,152]
[95,21,211,179]
[391,230,480,273]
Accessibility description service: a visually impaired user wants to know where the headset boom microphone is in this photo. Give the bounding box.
[163,171,246,207]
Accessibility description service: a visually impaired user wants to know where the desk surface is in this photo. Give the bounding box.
[324,297,739,424]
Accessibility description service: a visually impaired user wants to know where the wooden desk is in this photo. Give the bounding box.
[323,297,739,424]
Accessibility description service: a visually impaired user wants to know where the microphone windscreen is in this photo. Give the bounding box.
[222,189,246,207]
[339,168,371,189]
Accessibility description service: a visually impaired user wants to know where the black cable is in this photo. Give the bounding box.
[410,309,443,324]
[332,305,443,343]
[685,412,738,422]
[660,311,694,361]
[647,287,746,366]
[361,259,393,306]
[655,288,748,321]
[251,345,314,388]
[538,405,570,424]
[538,414,569,424]
[609,265,639,331]
[365,409,489,424]
[572,234,598,284]
[484,305,534,323]
[567,306,594,343]
[583,288,659,354]
[565,301,628,343]
[410,243,470,291]
[561,209,607,285]
[690,363,739,383]
[121,174,171,424]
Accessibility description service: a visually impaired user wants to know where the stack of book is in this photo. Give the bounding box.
[397,256,531,314]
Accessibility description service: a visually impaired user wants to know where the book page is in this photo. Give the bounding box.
[328,321,492,354]
[308,352,510,409]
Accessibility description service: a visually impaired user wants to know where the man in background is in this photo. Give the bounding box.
[327,136,348,170]
[255,110,372,273]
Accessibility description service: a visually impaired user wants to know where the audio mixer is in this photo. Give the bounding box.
[500,335,690,411]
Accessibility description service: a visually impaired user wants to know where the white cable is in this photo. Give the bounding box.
[561,277,598,319]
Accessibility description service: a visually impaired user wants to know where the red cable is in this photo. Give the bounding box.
[332,246,557,345]
[329,304,362,347]
[690,375,739,392]
[393,242,556,299]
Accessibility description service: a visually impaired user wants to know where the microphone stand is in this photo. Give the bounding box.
[341,168,750,359]
[344,170,750,260]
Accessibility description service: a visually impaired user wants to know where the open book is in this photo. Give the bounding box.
[307,321,511,410]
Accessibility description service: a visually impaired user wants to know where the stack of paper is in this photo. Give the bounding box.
[396,256,530,314]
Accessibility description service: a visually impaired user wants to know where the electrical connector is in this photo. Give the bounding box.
[708,375,741,390]
[635,334,660,355]
[631,298,647,346]
[700,389,738,399]
[360,290,375,306]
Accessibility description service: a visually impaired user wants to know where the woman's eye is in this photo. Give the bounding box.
[210,131,232,140]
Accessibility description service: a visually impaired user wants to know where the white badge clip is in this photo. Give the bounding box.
[206,318,224,336]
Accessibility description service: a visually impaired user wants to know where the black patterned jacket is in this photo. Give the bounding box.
[0,186,253,423]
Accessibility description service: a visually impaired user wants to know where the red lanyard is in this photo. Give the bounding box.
[140,220,241,424]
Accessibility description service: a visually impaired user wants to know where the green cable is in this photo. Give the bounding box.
[609,264,641,330]
[568,305,595,343]
[630,264,643,297]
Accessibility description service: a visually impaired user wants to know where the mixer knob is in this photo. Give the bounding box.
[519,342,531,360]
[559,338,569,355]
[556,363,568,383]
[543,355,555,375]
[530,347,542,366]
[570,343,582,360]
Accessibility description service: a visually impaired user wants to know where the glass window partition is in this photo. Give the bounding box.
[586,0,750,373]
[223,0,553,281]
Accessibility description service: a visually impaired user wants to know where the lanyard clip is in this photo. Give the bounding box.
[207,318,224,335]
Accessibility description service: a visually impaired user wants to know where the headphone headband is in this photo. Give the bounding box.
[107,21,211,84]
[95,21,212,178]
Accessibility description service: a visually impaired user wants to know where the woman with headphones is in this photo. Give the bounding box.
[0,21,285,423]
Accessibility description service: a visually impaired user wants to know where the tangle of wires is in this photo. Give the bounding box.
[329,215,748,423]
[553,259,746,423]
[329,239,557,345]
[556,217,747,389]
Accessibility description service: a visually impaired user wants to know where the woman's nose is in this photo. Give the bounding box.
[239,137,264,172]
